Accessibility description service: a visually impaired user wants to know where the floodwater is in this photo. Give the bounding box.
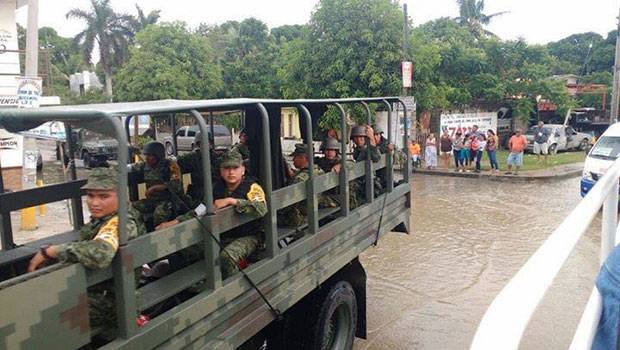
[355,174,601,350]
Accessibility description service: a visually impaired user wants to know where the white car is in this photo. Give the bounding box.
[581,122,620,197]
[163,125,232,155]
[525,124,590,154]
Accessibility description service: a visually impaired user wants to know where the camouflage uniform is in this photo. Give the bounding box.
[351,130,381,206]
[131,157,185,227]
[374,134,391,192]
[279,144,336,228]
[55,167,146,338]
[231,143,250,161]
[177,150,267,279]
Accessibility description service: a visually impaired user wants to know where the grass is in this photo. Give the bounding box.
[438,150,586,172]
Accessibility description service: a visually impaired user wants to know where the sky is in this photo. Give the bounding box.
[14,0,620,44]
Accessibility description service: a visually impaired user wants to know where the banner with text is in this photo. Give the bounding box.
[0,128,23,168]
[440,112,497,137]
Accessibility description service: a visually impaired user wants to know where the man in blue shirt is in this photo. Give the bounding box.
[532,121,551,164]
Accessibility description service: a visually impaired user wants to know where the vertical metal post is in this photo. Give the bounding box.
[0,155,15,250]
[335,103,350,217]
[298,104,317,234]
[610,7,620,123]
[190,109,220,288]
[601,183,619,265]
[171,114,178,157]
[256,103,277,257]
[209,111,215,149]
[25,0,39,78]
[361,102,374,203]
[382,100,394,192]
[64,123,83,229]
[399,101,410,182]
[109,115,137,338]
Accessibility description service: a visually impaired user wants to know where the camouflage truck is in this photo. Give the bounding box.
[0,98,412,349]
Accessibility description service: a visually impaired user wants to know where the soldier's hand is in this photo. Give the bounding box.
[156,220,179,230]
[366,127,377,146]
[214,197,237,210]
[27,252,47,272]
[332,164,342,173]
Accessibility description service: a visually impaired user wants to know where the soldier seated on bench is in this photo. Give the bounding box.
[157,150,267,278]
[27,167,147,339]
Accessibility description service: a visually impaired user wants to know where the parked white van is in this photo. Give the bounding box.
[581,122,620,196]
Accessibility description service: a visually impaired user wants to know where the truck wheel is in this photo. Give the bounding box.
[579,139,589,151]
[82,152,92,168]
[306,281,357,350]
[165,142,174,156]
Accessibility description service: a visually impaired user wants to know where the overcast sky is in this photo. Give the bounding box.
[15,0,620,44]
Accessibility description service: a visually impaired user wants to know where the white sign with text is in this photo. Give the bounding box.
[440,112,497,137]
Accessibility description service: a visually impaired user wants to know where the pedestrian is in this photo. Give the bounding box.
[486,129,499,173]
[593,245,620,349]
[462,134,472,171]
[475,134,486,173]
[470,134,481,173]
[506,128,528,175]
[532,121,551,164]
[425,133,438,169]
[440,130,453,169]
[408,140,421,168]
[452,132,465,172]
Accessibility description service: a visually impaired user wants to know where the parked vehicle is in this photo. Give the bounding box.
[525,124,590,154]
[581,122,620,197]
[163,124,231,155]
[57,128,118,168]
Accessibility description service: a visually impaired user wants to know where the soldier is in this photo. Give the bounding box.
[27,167,147,337]
[351,125,381,162]
[177,131,221,207]
[131,141,186,228]
[280,144,336,228]
[316,137,342,173]
[232,128,250,161]
[373,126,394,191]
[157,150,267,278]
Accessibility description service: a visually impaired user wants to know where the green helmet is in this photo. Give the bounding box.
[81,167,117,191]
[143,141,165,160]
[289,143,310,157]
[322,137,340,151]
[350,125,367,138]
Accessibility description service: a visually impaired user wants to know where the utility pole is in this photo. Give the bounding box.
[402,3,409,98]
[610,7,620,123]
[25,0,38,77]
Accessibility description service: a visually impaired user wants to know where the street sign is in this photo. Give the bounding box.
[402,61,413,88]
[16,77,42,108]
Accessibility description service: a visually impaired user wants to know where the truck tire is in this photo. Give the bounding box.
[548,143,557,155]
[304,281,357,350]
[165,142,174,156]
[82,151,93,168]
[579,138,589,151]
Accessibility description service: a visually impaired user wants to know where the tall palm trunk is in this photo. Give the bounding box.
[103,66,113,101]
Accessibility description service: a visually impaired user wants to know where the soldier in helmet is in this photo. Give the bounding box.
[351,125,381,162]
[177,130,221,207]
[131,141,186,228]
[373,126,394,191]
[157,150,267,279]
[279,144,336,228]
[316,137,342,173]
[27,167,147,338]
[232,128,250,161]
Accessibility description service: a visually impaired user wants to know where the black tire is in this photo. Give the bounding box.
[578,138,589,151]
[548,143,557,155]
[302,281,357,350]
[82,151,93,168]
[165,142,174,156]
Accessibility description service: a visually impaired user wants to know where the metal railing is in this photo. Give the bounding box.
[471,157,620,350]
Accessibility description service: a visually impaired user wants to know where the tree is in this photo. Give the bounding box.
[456,0,507,37]
[114,23,223,101]
[66,0,134,99]
[546,32,603,74]
[130,4,160,34]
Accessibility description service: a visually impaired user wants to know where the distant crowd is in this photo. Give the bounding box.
[408,124,545,176]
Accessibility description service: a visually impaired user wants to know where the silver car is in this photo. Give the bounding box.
[525,124,590,154]
[164,125,232,155]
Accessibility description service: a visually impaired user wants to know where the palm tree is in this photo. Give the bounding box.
[66,0,133,100]
[131,5,161,34]
[456,0,507,37]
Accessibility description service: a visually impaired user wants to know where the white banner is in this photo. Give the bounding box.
[402,61,413,88]
[440,112,497,138]
[0,128,23,168]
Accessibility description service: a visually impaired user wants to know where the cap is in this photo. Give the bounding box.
[219,149,243,168]
[81,167,118,191]
[289,143,310,157]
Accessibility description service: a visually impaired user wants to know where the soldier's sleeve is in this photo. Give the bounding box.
[176,153,192,173]
[292,171,310,184]
[369,145,381,162]
[130,161,145,174]
[55,217,120,269]
[176,211,194,222]
[166,160,184,195]
[236,183,267,218]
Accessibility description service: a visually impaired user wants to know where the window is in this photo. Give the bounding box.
[175,129,185,137]
[187,129,196,137]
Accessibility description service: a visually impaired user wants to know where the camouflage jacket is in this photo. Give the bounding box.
[131,158,183,202]
[279,166,337,227]
[232,143,250,160]
[376,136,391,154]
[177,149,221,205]
[315,156,341,173]
[55,208,146,269]
[353,144,381,163]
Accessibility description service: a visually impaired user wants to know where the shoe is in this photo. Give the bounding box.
[504,172,512,175]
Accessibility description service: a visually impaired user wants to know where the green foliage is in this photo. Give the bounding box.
[114,23,223,101]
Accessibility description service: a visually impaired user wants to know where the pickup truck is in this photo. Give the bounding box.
[163,124,232,155]
[525,124,591,154]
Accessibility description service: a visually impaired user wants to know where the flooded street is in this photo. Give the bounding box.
[355,174,601,350]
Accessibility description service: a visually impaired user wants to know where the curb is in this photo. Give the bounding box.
[412,165,583,182]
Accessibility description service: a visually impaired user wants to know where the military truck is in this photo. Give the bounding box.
[56,127,119,168]
[0,97,412,349]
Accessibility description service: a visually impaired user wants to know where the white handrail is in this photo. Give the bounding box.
[471,158,620,350]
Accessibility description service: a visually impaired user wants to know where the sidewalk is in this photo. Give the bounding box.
[412,162,584,181]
